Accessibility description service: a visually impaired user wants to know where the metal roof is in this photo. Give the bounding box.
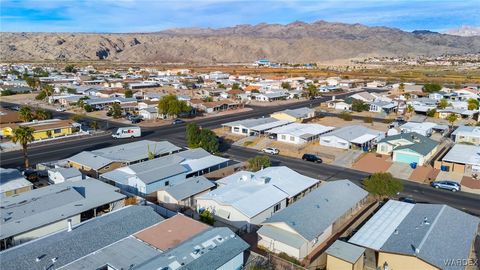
[0,206,164,270]
[321,125,383,142]
[262,180,368,241]
[273,107,314,119]
[49,167,82,179]
[0,178,126,239]
[442,144,480,166]
[133,227,249,270]
[325,240,365,264]
[162,176,215,201]
[452,125,480,137]
[349,200,480,270]
[257,224,306,249]
[222,117,291,131]
[68,140,181,169]
[381,132,439,156]
[0,168,32,195]
[267,123,334,138]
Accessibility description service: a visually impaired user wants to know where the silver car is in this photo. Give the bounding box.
[431,181,461,192]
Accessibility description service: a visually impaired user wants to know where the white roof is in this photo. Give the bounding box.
[250,120,292,132]
[0,168,32,195]
[267,123,334,138]
[442,144,480,165]
[349,200,414,250]
[400,122,437,132]
[350,134,379,144]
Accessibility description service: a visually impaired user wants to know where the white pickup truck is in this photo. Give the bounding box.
[112,127,141,139]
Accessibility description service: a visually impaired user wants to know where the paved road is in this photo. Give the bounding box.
[2,93,480,216]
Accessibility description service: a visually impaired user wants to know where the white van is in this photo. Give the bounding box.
[112,127,141,139]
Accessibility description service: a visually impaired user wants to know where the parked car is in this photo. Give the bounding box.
[399,197,416,204]
[262,147,279,155]
[302,154,323,163]
[431,181,461,192]
[55,107,66,112]
[172,119,185,125]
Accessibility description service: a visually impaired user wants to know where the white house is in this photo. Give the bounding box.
[139,107,158,120]
[48,167,83,184]
[266,123,335,144]
[451,126,480,145]
[399,122,438,137]
[222,117,292,136]
[258,180,368,260]
[196,166,320,231]
[320,125,385,150]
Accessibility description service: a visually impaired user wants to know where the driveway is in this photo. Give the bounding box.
[352,153,392,173]
[387,163,414,180]
[333,150,363,168]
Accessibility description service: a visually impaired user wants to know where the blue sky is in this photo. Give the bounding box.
[1,0,479,33]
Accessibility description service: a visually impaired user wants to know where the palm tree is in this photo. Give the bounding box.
[41,84,54,101]
[12,126,35,169]
[35,109,51,120]
[19,106,33,122]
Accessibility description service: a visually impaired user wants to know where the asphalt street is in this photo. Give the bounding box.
[1,94,480,216]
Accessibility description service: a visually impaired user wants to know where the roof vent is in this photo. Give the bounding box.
[394,229,399,235]
[423,217,430,225]
[51,257,58,263]
[316,204,320,209]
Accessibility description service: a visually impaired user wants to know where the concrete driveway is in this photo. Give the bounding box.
[387,163,414,180]
[333,150,363,168]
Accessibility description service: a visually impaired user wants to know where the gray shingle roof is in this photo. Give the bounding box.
[262,180,368,241]
[0,178,126,239]
[133,227,249,270]
[163,176,215,201]
[50,167,82,179]
[382,132,438,156]
[0,206,164,270]
[326,240,365,264]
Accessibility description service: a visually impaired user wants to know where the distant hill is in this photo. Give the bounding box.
[1,20,480,63]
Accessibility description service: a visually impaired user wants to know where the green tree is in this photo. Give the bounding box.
[84,104,94,112]
[12,126,35,168]
[35,109,52,120]
[32,67,49,77]
[157,94,190,118]
[398,82,405,92]
[124,89,133,98]
[406,104,414,114]
[218,83,226,89]
[110,103,122,119]
[422,83,442,93]
[304,83,318,99]
[90,121,98,131]
[19,106,33,122]
[25,76,40,90]
[247,156,271,172]
[1,89,15,96]
[352,100,370,112]
[363,172,403,199]
[281,81,291,90]
[185,123,219,153]
[446,113,458,127]
[64,64,77,73]
[339,111,353,121]
[426,109,437,117]
[199,209,214,225]
[467,98,479,110]
[438,99,449,109]
[232,83,240,90]
[147,144,157,160]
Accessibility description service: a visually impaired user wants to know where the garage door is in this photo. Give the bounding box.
[394,152,420,164]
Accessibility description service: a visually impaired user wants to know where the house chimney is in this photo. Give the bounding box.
[67,219,72,232]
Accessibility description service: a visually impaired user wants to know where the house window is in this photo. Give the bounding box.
[281,135,286,140]
[274,203,281,213]
[53,129,62,134]
[233,127,240,132]
[381,145,387,152]
[290,136,295,141]
[242,128,248,134]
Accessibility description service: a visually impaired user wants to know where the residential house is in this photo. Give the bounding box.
[436,108,479,120]
[439,144,480,175]
[68,140,181,178]
[349,200,479,270]
[189,99,240,114]
[139,107,159,120]
[451,126,480,145]
[350,92,378,103]
[320,125,385,150]
[326,240,366,270]
[267,123,335,145]
[399,122,438,137]
[326,98,352,111]
[0,178,126,249]
[157,176,215,211]
[369,101,397,114]
[222,117,292,136]
[376,132,439,166]
[257,180,369,260]
[1,119,78,141]
[407,98,437,113]
[100,148,230,197]
[47,167,83,184]
[196,166,320,231]
[251,91,289,102]
[0,205,164,269]
[0,168,33,197]
[270,107,315,122]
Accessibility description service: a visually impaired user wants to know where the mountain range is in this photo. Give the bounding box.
[1,21,479,64]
